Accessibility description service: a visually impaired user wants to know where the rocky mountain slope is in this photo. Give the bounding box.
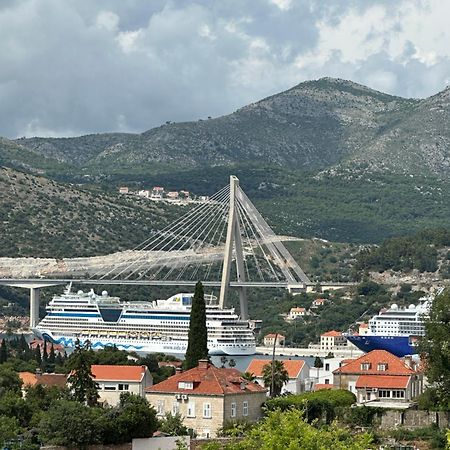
[0,166,179,258]
[6,78,449,178]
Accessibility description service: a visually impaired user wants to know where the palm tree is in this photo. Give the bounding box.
[262,360,289,397]
[242,371,256,382]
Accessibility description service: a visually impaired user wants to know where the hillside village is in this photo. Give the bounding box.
[118,185,209,204]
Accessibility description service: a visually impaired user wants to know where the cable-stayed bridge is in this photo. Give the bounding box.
[0,176,353,326]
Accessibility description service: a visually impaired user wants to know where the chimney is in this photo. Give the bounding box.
[198,359,210,369]
[176,367,183,374]
[35,368,42,376]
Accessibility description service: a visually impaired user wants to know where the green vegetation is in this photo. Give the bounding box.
[184,281,208,370]
[261,360,289,397]
[265,390,356,424]
[420,288,450,409]
[201,408,374,450]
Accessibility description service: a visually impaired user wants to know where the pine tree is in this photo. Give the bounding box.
[66,339,99,406]
[42,339,48,371]
[184,281,208,370]
[0,339,8,364]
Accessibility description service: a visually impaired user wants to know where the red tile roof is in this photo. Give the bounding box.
[321,330,342,337]
[19,372,67,388]
[314,383,333,391]
[264,333,285,339]
[245,359,305,379]
[333,350,416,376]
[146,361,266,396]
[91,365,147,382]
[356,375,411,389]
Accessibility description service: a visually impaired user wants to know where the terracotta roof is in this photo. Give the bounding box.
[158,361,183,368]
[333,350,416,376]
[321,330,342,337]
[314,384,333,391]
[245,359,305,379]
[19,372,67,388]
[359,323,369,328]
[356,375,411,389]
[91,365,147,382]
[264,333,285,339]
[146,361,266,396]
[290,307,306,312]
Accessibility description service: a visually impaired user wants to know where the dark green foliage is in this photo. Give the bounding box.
[265,390,356,424]
[0,339,8,364]
[159,412,189,436]
[356,228,450,273]
[337,405,382,427]
[66,340,99,406]
[34,345,41,366]
[100,393,159,444]
[184,281,208,370]
[419,288,450,409]
[388,424,447,449]
[0,365,22,396]
[38,399,105,449]
[0,415,22,447]
[261,360,289,397]
[313,357,323,369]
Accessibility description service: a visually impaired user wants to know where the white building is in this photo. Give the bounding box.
[320,330,347,350]
[288,307,308,321]
[91,364,153,406]
[245,359,310,395]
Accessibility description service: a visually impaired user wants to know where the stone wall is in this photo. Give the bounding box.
[42,444,131,450]
[380,410,450,430]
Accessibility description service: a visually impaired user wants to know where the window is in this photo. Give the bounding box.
[118,384,129,391]
[361,363,371,371]
[377,363,388,371]
[178,381,193,390]
[325,363,330,371]
[203,402,212,418]
[187,401,196,418]
[392,390,405,398]
[172,401,180,415]
[243,401,248,417]
[104,385,116,391]
[379,390,391,398]
[231,402,236,418]
[157,400,165,416]
[325,379,330,384]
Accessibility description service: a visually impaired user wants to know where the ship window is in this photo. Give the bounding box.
[98,308,122,322]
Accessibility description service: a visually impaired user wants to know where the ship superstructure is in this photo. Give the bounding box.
[34,284,256,355]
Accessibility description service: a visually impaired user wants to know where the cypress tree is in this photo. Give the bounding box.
[184,281,208,370]
[35,344,42,366]
[0,339,8,364]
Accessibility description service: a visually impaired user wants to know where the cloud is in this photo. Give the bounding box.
[0,0,449,138]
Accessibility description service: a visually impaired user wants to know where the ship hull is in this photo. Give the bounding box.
[36,329,256,356]
[346,335,419,357]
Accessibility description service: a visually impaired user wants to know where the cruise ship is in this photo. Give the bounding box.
[345,294,435,357]
[33,285,257,356]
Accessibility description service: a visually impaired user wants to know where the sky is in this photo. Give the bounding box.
[1,0,449,138]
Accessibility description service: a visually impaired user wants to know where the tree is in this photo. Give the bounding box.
[420,288,450,408]
[184,281,208,370]
[66,340,99,406]
[34,344,42,366]
[0,415,22,447]
[159,412,189,436]
[242,372,256,382]
[0,339,8,364]
[0,365,22,396]
[262,360,289,397]
[38,399,104,449]
[201,409,374,450]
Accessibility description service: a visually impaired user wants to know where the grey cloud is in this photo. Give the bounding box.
[0,0,449,138]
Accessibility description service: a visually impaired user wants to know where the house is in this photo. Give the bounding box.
[263,333,285,347]
[333,350,424,407]
[118,187,129,194]
[29,338,64,355]
[308,357,348,390]
[167,191,179,199]
[288,307,308,321]
[145,360,266,438]
[19,371,67,395]
[311,298,328,308]
[320,330,347,350]
[151,186,165,199]
[179,190,190,199]
[358,323,370,335]
[91,365,153,406]
[138,190,150,198]
[245,359,309,394]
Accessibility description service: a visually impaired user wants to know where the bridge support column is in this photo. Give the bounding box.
[30,287,40,328]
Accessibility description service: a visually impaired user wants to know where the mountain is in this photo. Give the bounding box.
[8,78,449,178]
[0,166,178,258]
[2,77,450,245]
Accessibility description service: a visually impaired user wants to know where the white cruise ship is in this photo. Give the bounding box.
[33,285,257,356]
